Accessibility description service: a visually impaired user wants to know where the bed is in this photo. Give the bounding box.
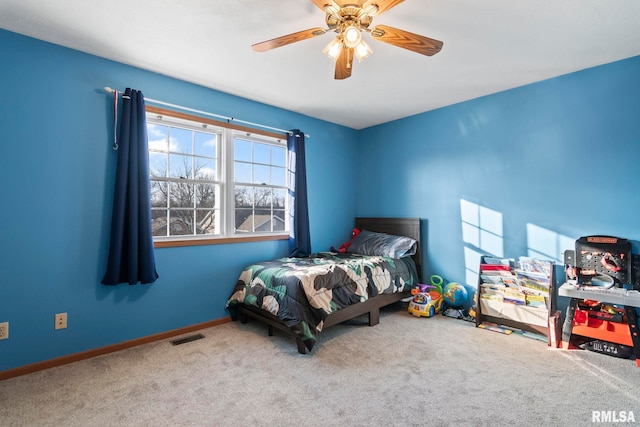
[225,217,422,354]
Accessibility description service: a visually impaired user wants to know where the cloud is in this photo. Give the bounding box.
[147,124,179,151]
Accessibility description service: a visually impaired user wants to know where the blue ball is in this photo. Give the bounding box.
[443,282,468,307]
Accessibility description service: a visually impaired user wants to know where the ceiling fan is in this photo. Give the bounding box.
[252,0,443,80]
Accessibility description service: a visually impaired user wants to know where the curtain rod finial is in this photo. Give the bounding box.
[104,86,115,93]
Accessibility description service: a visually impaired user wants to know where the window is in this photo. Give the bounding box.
[233,136,287,233]
[146,106,289,246]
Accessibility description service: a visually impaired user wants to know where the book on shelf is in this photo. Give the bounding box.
[480,293,504,302]
[480,274,504,284]
[480,264,512,272]
[515,269,551,285]
[481,274,517,287]
[482,257,513,266]
[525,294,547,308]
[517,276,550,296]
[504,288,526,305]
[518,256,552,276]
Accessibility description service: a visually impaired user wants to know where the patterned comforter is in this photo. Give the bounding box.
[226,252,418,351]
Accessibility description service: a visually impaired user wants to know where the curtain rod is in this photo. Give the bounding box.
[103,87,309,138]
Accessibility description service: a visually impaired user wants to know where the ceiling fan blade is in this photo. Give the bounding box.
[370,24,443,56]
[252,28,327,52]
[310,0,340,13]
[362,0,404,16]
[334,47,354,80]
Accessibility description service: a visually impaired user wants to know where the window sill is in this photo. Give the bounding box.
[154,234,289,248]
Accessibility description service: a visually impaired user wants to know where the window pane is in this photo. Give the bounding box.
[195,157,216,180]
[235,185,253,208]
[235,209,253,232]
[149,152,167,178]
[170,181,195,208]
[196,183,218,209]
[272,166,286,186]
[272,146,286,167]
[194,132,216,158]
[151,180,168,207]
[255,187,272,209]
[196,209,217,235]
[169,209,194,236]
[273,210,285,231]
[273,188,286,209]
[254,143,270,164]
[170,154,192,179]
[147,124,168,151]
[234,161,251,183]
[235,139,251,162]
[253,164,270,184]
[171,127,192,154]
[255,215,273,232]
[151,210,168,237]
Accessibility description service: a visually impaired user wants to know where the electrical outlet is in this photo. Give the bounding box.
[55,313,67,330]
[0,322,8,340]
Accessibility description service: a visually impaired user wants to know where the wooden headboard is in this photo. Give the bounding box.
[355,217,423,281]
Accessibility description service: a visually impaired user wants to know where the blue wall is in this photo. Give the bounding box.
[0,29,358,371]
[357,56,640,293]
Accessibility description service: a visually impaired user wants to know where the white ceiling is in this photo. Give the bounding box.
[1,0,639,129]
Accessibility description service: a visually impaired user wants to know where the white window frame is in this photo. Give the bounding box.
[146,106,290,247]
[226,130,289,237]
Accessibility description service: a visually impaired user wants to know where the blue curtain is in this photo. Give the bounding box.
[287,129,311,257]
[102,88,159,286]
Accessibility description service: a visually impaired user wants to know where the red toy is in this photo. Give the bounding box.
[336,228,360,253]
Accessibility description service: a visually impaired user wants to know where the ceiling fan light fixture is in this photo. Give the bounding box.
[354,40,373,62]
[323,37,343,61]
[361,4,378,17]
[324,5,340,17]
[342,25,361,48]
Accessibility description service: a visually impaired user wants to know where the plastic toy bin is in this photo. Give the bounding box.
[572,308,633,346]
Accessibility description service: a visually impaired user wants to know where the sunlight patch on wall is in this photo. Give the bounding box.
[526,223,574,264]
[464,246,483,288]
[460,199,504,257]
[461,199,505,287]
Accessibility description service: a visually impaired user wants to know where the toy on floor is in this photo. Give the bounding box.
[479,322,547,342]
[441,282,475,322]
[443,282,468,308]
[408,275,444,318]
[442,307,476,322]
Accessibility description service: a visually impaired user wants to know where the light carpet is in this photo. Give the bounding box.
[1,304,639,427]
